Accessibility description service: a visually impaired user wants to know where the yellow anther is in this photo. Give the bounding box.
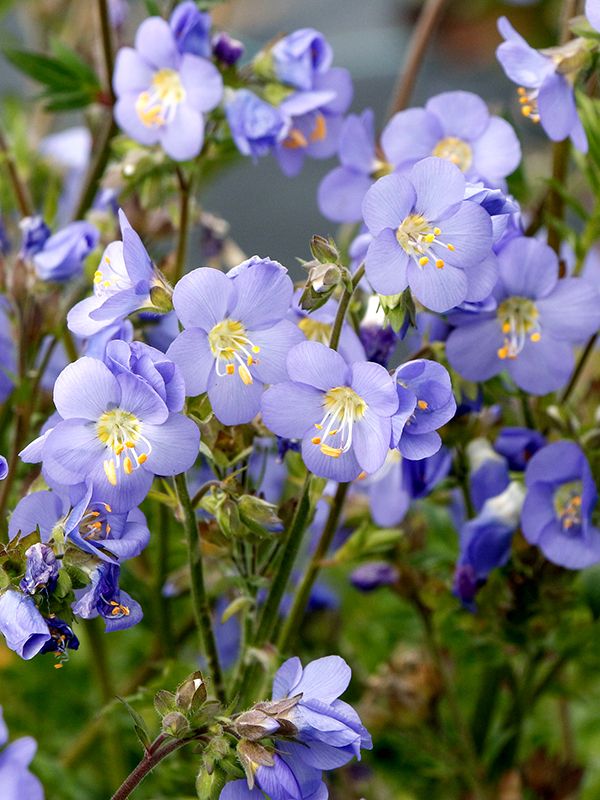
[419,256,429,266]
[424,233,435,243]
[93,271,103,284]
[284,128,309,149]
[311,436,322,445]
[518,96,529,105]
[320,443,342,458]
[251,345,260,353]
[54,663,63,670]
[517,86,527,96]
[115,444,124,455]
[497,347,508,360]
[530,332,541,342]
[105,504,112,512]
[521,105,532,117]
[104,460,117,486]
[103,281,111,288]
[357,471,367,480]
[247,356,254,366]
[310,112,327,143]
[315,423,323,430]
[435,259,444,269]
[447,243,455,252]
[125,440,135,448]
[417,400,429,410]
[239,364,253,385]
[226,364,235,375]
[123,457,133,475]
[138,453,148,465]
[502,322,511,334]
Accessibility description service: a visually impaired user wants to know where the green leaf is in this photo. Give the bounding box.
[117,696,152,750]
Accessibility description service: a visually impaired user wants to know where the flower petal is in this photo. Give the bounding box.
[53,357,120,421]
[167,328,215,396]
[172,267,236,330]
[286,341,349,391]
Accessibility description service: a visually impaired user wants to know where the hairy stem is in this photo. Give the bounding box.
[559,332,598,404]
[328,263,365,350]
[98,0,116,102]
[386,0,450,117]
[0,126,33,217]
[278,481,349,653]
[174,472,226,704]
[110,736,191,800]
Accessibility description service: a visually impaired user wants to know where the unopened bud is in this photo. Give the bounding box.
[238,495,283,536]
[149,283,173,313]
[235,709,282,741]
[162,711,190,737]
[196,767,227,800]
[306,260,342,293]
[176,671,207,713]
[237,740,275,790]
[310,234,339,264]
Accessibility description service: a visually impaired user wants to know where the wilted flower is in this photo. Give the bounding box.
[262,341,398,481]
[362,158,494,311]
[20,544,59,595]
[521,441,600,569]
[72,562,143,631]
[32,221,99,282]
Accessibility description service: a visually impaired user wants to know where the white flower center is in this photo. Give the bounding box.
[96,409,151,485]
[496,297,541,360]
[312,386,367,458]
[136,68,186,128]
[208,319,261,385]
[395,214,456,270]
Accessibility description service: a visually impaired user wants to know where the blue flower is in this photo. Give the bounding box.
[19,216,50,260]
[521,441,600,569]
[494,426,545,471]
[169,1,211,58]
[212,32,244,66]
[32,221,99,282]
[0,591,51,660]
[496,16,588,152]
[0,455,7,481]
[72,563,143,631]
[168,257,304,425]
[446,236,600,394]
[381,90,521,187]
[587,0,600,31]
[453,482,525,608]
[289,289,366,365]
[68,210,171,337]
[262,341,398,481]
[272,29,333,91]
[20,352,199,513]
[220,757,326,800]
[466,437,510,513]
[225,90,290,160]
[392,359,456,460]
[362,158,495,311]
[0,706,44,799]
[113,14,222,160]
[350,562,399,591]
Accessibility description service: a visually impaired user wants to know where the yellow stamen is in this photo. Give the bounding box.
[311,436,322,445]
[435,259,444,269]
[138,453,147,465]
[310,113,327,143]
[497,347,508,360]
[226,364,235,375]
[251,345,260,353]
[447,244,455,252]
[238,364,253,385]
[284,128,308,149]
[530,332,541,342]
[419,256,429,266]
[123,457,133,475]
[104,460,117,486]
[320,444,342,458]
[417,400,428,410]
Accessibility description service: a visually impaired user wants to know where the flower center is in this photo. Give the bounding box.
[496,297,541,360]
[93,250,131,297]
[135,68,186,128]
[297,317,332,345]
[432,136,473,172]
[78,503,113,543]
[554,481,583,533]
[371,159,393,180]
[208,318,260,385]
[283,113,327,150]
[96,409,150,486]
[312,386,367,458]
[395,214,455,270]
[517,87,540,123]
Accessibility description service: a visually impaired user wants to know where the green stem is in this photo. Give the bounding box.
[155,502,174,655]
[0,126,33,217]
[174,168,192,284]
[174,472,226,704]
[329,263,365,350]
[97,0,116,102]
[110,735,194,800]
[559,333,598,404]
[72,117,117,221]
[546,139,571,256]
[278,481,349,653]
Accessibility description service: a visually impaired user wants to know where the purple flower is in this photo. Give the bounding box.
[113,15,222,160]
[0,591,51,660]
[20,544,58,595]
[496,16,588,152]
[19,216,50,260]
[350,562,399,591]
[318,109,396,224]
[170,1,211,58]
[167,258,303,426]
[521,441,600,569]
[358,323,397,368]
[0,298,15,402]
[392,359,456,460]
[381,91,521,186]
[212,32,244,66]
[453,482,525,608]
[262,341,398,481]
[271,655,372,768]
[467,438,510,514]
[587,0,600,30]
[366,446,452,526]
[272,29,333,91]
[445,236,600,394]
[32,221,99,282]
[289,290,366,365]
[220,757,326,800]
[225,90,290,160]
[39,617,79,657]
[20,354,199,512]
[0,456,7,480]
[72,563,143,631]
[276,67,353,177]
[494,426,546,471]
[0,706,44,800]
[68,210,171,337]
[362,158,494,311]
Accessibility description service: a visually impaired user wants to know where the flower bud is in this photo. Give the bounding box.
[149,283,174,313]
[19,216,50,260]
[238,495,283,536]
[196,766,226,800]
[175,671,207,713]
[212,32,244,66]
[234,709,282,741]
[237,739,275,789]
[162,711,190,737]
[310,234,339,264]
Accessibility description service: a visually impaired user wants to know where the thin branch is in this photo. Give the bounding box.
[0,126,33,217]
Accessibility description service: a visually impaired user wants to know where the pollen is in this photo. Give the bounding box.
[238,364,253,385]
[530,332,541,342]
[310,112,327,143]
[138,453,147,465]
[419,256,429,266]
[417,400,429,410]
[226,364,235,375]
[311,436,322,444]
[435,259,444,269]
[136,68,186,128]
[123,457,133,475]
[104,459,117,486]
[320,444,342,458]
